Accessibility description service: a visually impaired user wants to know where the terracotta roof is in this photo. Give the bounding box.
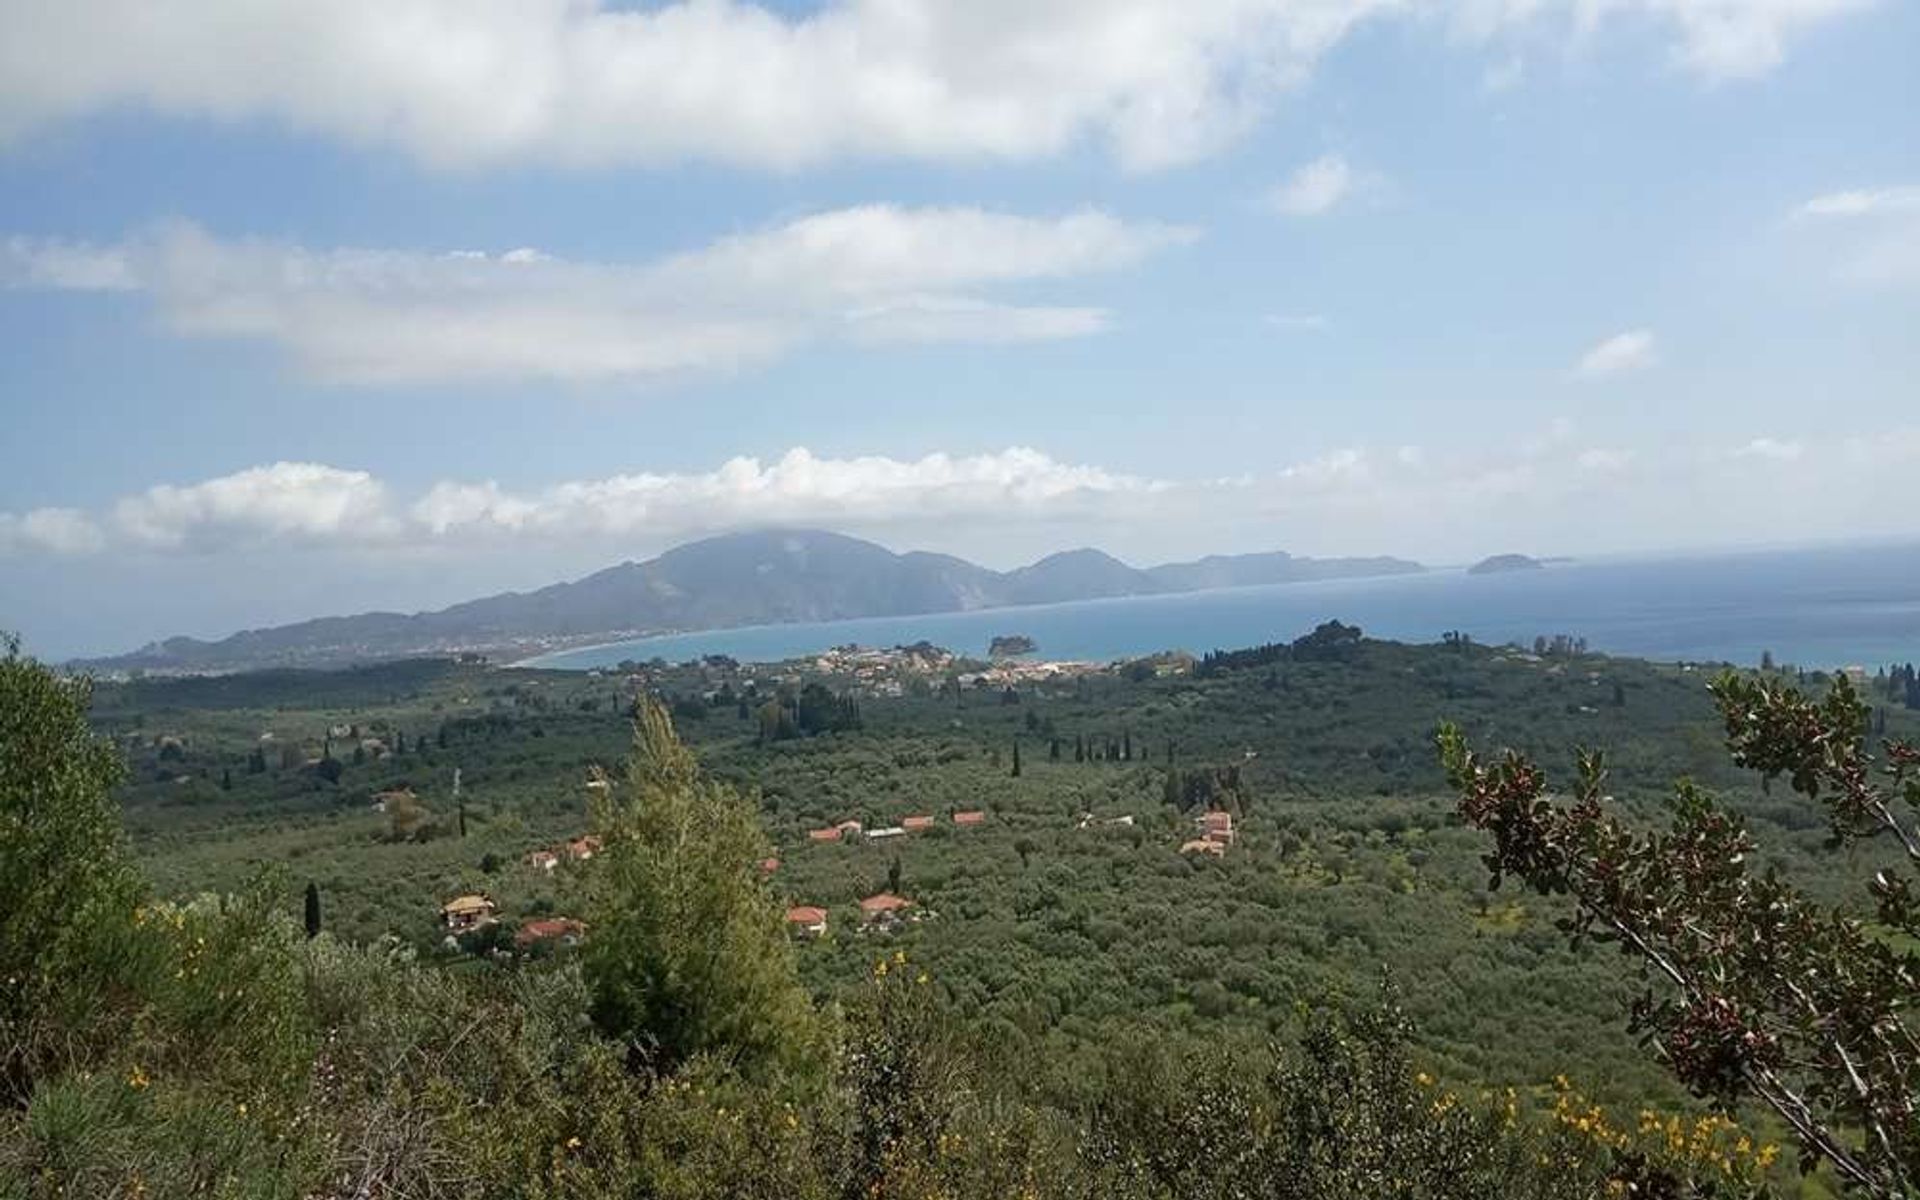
[952,810,986,826]
[786,905,829,925]
[565,835,602,858]
[514,918,584,948]
[859,893,913,914]
[1201,811,1233,830]
[901,815,935,831]
[807,827,843,842]
[759,857,780,873]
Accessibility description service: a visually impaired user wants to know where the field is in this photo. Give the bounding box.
[93,631,1914,1117]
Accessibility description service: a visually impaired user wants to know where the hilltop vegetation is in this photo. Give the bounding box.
[5,635,1861,1198]
[72,627,1912,1114]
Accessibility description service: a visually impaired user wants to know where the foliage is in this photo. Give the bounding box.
[580,698,819,1078]
[0,639,1837,1198]
[0,635,140,1104]
[1439,671,1920,1196]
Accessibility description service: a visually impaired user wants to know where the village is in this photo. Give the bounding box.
[434,773,1240,954]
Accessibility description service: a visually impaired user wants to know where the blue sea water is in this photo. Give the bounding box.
[526,543,1920,671]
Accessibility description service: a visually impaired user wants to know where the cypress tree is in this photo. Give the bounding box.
[303,881,322,939]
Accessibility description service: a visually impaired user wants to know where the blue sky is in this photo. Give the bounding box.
[1,0,1916,657]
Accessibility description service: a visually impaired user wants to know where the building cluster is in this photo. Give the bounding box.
[1179,809,1236,857]
[524,834,602,873]
[804,810,985,843]
[954,659,1105,689]
[809,643,958,696]
[784,892,921,939]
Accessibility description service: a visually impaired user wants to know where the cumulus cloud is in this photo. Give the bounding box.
[111,462,398,550]
[16,430,1917,569]
[1,209,1195,384]
[1269,156,1358,217]
[0,1,1873,172]
[1573,329,1658,377]
[2,449,1166,558]
[0,507,106,555]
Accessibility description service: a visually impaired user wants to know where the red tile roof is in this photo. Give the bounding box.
[859,893,913,914]
[902,815,935,831]
[807,827,842,842]
[952,810,986,826]
[786,906,829,925]
[515,918,585,948]
[759,857,780,873]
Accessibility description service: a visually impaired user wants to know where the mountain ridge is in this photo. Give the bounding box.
[77,528,1425,673]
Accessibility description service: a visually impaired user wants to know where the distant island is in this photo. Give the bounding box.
[988,634,1037,659]
[74,528,1425,674]
[1468,553,1546,575]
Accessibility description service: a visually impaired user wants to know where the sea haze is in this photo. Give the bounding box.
[528,542,1920,671]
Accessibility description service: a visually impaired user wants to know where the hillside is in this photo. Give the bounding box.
[77,529,1424,672]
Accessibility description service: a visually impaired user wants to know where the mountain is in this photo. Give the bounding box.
[77,529,1424,673]
[1001,548,1153,605]
[1467,553,1546,575]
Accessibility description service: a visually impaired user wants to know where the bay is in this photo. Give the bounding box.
[525,542,1920,671]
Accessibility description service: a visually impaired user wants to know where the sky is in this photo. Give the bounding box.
[1,0,1916,659]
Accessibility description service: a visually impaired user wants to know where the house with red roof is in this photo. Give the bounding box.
[514,917,585,950]
[901,815,935,832]
[1199,810,1235,845]
[785,905,829,938]
[952,810,986,827]
[858,893,914,928]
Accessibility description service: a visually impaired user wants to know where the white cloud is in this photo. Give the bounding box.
[6,449,1164,557]
[10,430,1920,573]
[1732,437,1804,461]
[0,507,106,555]
[0,1,1870,172]
[1637,0,1877,79]
[1791,185,1920,288]
[111,462,397,550]
[1,209,1196,384]
[1799,186,1920,218]
[1269,156,1357,217]
[1573,329,1657,377]
[1,236,136,291]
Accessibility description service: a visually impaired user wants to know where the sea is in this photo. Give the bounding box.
[524,542,1920,672]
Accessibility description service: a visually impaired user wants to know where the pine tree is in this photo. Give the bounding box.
[582,699,816,1079]
[1011,740,1022,778]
